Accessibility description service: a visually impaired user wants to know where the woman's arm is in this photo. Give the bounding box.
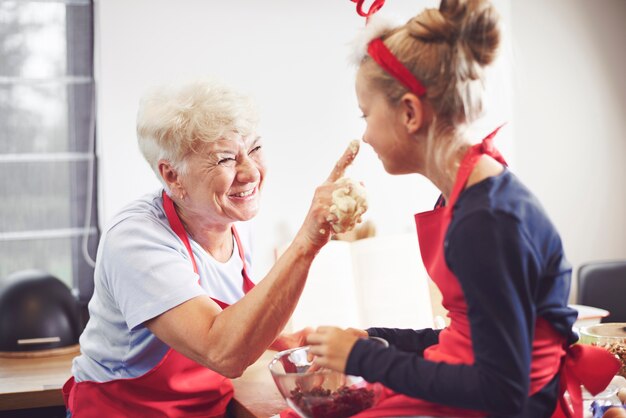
[145,143,362,378]
[144,237,318,377]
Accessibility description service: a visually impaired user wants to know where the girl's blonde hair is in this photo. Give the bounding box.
[361,0,500,175]
[136,78,259,189]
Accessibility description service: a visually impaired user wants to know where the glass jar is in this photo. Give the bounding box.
[579,323,626,379]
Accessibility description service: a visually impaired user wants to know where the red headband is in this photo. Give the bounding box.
[367,39,427,97]
[351,0,386,18]
[351,0,427,97]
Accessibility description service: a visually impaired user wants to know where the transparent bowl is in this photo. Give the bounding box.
[579,323,626,378]
[268,338,387,418]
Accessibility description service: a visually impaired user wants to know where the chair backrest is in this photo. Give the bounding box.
[577,260,626,323]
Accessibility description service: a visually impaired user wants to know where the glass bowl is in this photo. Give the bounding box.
[579,323,626,378]
[268,338,387,418]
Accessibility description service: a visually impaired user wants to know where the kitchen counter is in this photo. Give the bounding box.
[0,348,286,417]
[0,345,77,411]
[230,351,287,417]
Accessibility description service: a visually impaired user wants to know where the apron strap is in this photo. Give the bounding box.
[162,190,255,305]
[480,126,507,166]
[231,225,255,293]
[162,190,199,274]
[447,125,507,208]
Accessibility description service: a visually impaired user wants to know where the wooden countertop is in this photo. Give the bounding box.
[0,348,287,417]
[0,347,77,411]
[230,351,287,418]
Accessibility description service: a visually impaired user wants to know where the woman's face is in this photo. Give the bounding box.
[355,67,417,175]
[180,133,266,225]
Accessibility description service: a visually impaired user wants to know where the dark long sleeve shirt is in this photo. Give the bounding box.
[346,169,577,417]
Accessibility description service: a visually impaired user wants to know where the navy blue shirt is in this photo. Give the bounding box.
[346,169,577,417]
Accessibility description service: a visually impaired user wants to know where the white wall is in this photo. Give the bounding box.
[95,0,625,306]
[95,0,512,280]
[510,0,626,298]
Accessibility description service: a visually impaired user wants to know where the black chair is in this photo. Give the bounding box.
[577,260,626,323]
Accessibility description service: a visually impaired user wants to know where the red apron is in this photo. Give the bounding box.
[350,130,619,418]
[63,190,255,417]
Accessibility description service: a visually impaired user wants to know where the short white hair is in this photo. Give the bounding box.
[136,77,259,189]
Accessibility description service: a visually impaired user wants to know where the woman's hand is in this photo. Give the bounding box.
[270,327,314,351]
[306,326,361,373]
[296,141,363,253]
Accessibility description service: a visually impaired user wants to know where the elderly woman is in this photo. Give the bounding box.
[62,78,365,417]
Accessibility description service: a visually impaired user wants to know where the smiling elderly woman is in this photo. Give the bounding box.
[62,78,364,417]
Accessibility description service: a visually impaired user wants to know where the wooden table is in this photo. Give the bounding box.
[0,347,76,411]
[230,351,287,418]
[0,348,286,417]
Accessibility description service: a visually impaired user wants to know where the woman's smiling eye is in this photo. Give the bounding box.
[218,156,236,165]
[249,145,262,154]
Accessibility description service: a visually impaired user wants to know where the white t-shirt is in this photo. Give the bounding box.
[72,190,255,383]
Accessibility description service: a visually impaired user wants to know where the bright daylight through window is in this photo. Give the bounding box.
[0,0,97,306]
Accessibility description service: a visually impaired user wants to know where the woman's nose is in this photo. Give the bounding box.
[237,156,260,183]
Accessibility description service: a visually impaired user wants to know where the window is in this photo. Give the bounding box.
[0,0,98,305]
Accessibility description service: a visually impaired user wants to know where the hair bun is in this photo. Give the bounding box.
[364,0,501,127]
[407,8,458,44]
[439,0,500,66]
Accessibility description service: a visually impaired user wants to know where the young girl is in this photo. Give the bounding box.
[305,0,619,417]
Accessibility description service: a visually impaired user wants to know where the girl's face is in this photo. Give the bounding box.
[355,67,417,175]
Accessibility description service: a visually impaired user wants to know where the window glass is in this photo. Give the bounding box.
[0,160,95,231]
[0,0,97,301]
[0,83,93,153]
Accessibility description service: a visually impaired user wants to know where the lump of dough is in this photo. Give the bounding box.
[328,178,368,233]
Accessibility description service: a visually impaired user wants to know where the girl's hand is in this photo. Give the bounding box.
[270,327,314,351]
[346,327,369,338]
[306,326,360,373]
[295,142,362,253]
